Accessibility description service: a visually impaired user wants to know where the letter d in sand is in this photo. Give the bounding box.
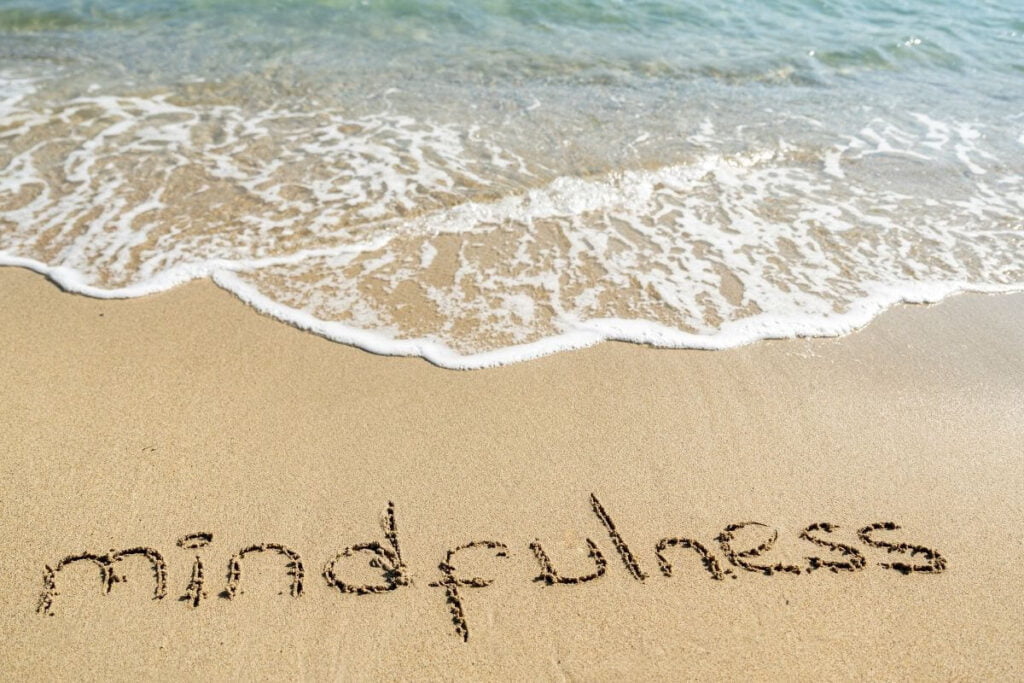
[323,502,410,594]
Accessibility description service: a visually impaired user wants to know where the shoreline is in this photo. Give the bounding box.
[2,266,1023,679]
[4,257,1024,369]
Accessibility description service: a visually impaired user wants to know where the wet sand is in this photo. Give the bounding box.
[1,266,1022,680]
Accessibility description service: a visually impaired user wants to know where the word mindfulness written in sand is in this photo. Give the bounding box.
[36,495,946,641]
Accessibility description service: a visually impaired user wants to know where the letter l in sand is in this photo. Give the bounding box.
[590,493,648,581]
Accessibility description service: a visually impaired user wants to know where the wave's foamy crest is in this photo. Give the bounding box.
[2,77,1023,367]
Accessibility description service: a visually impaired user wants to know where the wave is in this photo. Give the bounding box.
[2,77,1023,368]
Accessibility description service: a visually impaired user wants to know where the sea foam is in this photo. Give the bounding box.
[1,74,1023,368]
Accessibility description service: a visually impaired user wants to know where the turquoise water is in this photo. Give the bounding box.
[2,0,1021,96]
[1,0,1023,366]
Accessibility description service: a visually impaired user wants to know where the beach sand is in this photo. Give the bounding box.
[1,265,1022,680]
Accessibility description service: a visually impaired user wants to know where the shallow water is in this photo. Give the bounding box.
[1,0,1022,366]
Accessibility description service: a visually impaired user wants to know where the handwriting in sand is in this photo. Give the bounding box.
[35,495,947,641]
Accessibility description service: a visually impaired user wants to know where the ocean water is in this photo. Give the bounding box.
[1,0,1022,367]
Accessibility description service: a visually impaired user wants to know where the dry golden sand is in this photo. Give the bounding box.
[1,266,1023,680]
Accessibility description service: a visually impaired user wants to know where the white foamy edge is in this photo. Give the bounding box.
[4,253,1023,369]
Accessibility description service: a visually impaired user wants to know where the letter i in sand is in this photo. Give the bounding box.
[177,533,213,607]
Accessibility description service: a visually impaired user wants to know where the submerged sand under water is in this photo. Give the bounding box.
[2,74,1022,365]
